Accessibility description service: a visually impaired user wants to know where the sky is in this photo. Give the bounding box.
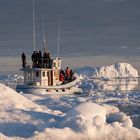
[0,0,140,73]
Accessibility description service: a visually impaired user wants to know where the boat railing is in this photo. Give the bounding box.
[17,75,35,86]
[17,79,24,85]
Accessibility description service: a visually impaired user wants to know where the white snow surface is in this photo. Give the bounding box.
[79,63,139,79]
[0,83,45,111]
[0,62,140,139]
[0,83,139,140]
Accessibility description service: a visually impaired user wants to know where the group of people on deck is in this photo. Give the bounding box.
[21,50,51,68]
[59,67,74,83]
[31,50,51,68]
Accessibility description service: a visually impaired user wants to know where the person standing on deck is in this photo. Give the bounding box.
[43,50,48,68]
[47,51,51,68]
[59,70,65,83]
[21,52,26,68]
[43,50,51,68]
[65,67,71,82]
[38,50,42,68]
[31,51,36,67]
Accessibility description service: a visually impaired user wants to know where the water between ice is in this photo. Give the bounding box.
[78,77,140,128]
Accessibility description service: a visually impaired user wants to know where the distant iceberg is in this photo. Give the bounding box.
[93,63,139,79]
[77,63,139,80]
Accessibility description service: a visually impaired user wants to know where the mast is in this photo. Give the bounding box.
[42,17,47,49]
[33,0,36,51]
[57,16,61,58]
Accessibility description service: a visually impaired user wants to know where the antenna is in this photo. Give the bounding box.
[57,16,61,58]
[42,17,47,49]
[33,0,36,51]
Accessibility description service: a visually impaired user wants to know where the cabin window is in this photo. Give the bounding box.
[42,71,45,77]
[58,62,60,67]
[28,72,31,77]
[53,63,56,67]
[36,71,39,77]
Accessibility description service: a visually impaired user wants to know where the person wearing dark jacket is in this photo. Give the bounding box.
[21,52,26,68]
[38,50,42,68]
[43,51,51,68]
[31,51,36,67]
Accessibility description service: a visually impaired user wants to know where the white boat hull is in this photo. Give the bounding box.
[16,79,82,94]
[16,86,81,94]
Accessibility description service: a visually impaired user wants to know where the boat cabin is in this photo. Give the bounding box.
[21,57,62,87]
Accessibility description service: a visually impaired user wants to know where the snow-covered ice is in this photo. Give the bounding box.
[0,84,139,140]
[0,62,140,139]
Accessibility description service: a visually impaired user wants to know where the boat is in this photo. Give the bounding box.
[16,56,82,94]
[16,0,81,95]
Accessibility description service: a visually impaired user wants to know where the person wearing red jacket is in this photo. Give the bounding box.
[59,70,65,83]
